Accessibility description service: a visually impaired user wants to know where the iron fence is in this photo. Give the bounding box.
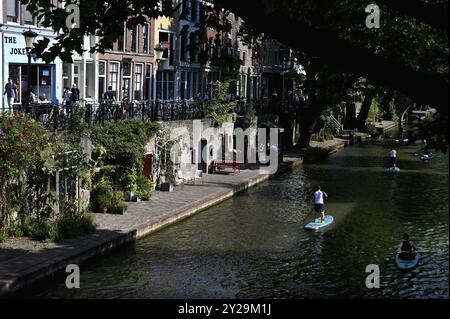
[19,98,287,132]
[27,99,209,132]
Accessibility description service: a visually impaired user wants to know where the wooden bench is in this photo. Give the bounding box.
[211,160,244,174]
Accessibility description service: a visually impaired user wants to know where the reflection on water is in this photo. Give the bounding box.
[17,138,449,299]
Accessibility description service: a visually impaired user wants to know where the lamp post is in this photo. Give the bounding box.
[154,43,165,121]
[22,28,38,116]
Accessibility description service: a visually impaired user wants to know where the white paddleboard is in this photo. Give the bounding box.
[305,215,334,230]
[396,254,420,270]
[385,167,400,173]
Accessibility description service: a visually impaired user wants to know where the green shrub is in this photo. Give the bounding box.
[90,120,160,174]
[55,214,96,241]
[135,175,153,201]
[323,126,334,140]
[90,179,115,213]
[365,122,379,136]
[8,225,24,238]
[311,127,334,142]
[235,103,257,129]
[18,212,96,242]
[0,229,7,242]
[108,191,127,214]
[21,217,58,241]
[93,165,118,185]
[121,172,138,193]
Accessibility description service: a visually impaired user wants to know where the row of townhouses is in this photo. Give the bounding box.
[0,0,299,110]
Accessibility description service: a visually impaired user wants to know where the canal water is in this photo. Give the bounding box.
[19,136,448,298]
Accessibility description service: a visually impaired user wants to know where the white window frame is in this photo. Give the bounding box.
[98,60,107,99]
[6,0,20,24]
[109,61,121,100]
[134,63,144,101]
[143,23,150,54]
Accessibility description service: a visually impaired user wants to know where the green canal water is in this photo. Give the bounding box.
[18,137,449,298]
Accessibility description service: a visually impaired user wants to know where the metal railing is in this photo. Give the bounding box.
[328,114,344,135]
[22,97,301,132]
[26,99,209,132]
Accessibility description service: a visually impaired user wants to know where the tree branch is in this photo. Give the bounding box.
[375,0,449,34]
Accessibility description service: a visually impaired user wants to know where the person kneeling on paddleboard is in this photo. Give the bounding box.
[389,148,397,167]
[314,186,328,223]
[399,234,417,260]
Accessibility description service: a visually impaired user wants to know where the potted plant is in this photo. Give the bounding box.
[90,179,114,214]
[135,175,153,200]
[121,172,138,201]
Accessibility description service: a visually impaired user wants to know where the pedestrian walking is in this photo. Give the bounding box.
[3,78,17,116]
[70,84,80,104]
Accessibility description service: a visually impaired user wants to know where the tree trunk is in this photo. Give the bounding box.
[297,96,325,148]
[344,95,357,129]
[380,90,394,120]
[298,113,316,148]
[356,90,376,130]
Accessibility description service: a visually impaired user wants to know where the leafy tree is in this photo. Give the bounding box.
[204,81,237,126]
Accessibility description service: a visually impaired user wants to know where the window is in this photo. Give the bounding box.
[192,72,198,98]
[156,71,175,100]
[180,30,188,62]
[143,24,149,54]
[241,74,247,97]
[187,72,192,99]
[134,64,143,100]
[180,72,186,100]
[190,0,197,22]
[73,65,79,86]
[7,0,19,23]
[144,64,153,100]
[109,62,120,99]
[158,31,175,65]
[242,51,246,64]
[169,33,175,65]
[117,25,125,51]
[159,31,170,59]
[62,63,69,93]
[98,61,106,100]
[131,27,138,52]
[122,60,132,100]
[9,64,53,104]
[182,0,189,18]
[189,33,197,63]
[23,5,35,25]
[123,60,131,77]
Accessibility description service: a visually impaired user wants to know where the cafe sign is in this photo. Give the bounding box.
[2,33,53,64]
